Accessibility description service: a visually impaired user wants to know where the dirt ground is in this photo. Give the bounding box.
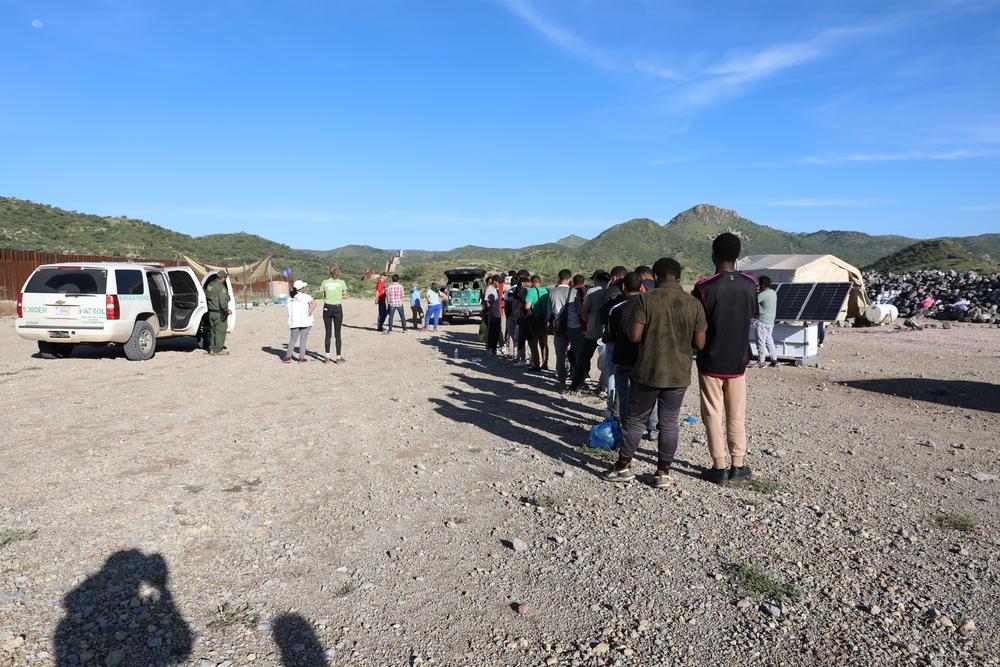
[1,301,998,667]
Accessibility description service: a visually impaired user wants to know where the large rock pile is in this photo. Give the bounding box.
[865,269,1000,323]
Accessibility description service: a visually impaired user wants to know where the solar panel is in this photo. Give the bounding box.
[798,283,853,322]
[771,282,853,321]
[774,283,814,321]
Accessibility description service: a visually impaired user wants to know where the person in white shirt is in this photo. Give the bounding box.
[284,279,316,364]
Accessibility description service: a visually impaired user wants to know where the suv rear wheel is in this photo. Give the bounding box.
[124,321,157,361]
[37,341,75,359]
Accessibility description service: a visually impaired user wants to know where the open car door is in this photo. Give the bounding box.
[166,267,207,334]
[199,273,237,333]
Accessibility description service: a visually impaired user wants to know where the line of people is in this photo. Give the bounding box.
[483,232,762,487]
[374,271,450,333]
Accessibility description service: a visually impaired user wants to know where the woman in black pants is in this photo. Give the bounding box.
[319,265,348,363]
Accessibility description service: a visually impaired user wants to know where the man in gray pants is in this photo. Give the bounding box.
[755,275,778,367]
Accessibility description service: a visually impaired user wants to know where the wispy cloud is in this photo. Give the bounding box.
[31,19,43,29]
[497,0,912,109]
[497,0,613,70]
[766,198,880,207]
[801,148,1000,164]
[680,21,902,108]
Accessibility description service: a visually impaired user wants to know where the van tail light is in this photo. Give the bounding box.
[16,293,23,318]
[106,294,120,320]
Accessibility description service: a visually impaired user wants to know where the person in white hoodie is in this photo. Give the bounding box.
[284,280,316,364]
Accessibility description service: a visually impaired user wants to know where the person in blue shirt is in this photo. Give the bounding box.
[409,283,424,329]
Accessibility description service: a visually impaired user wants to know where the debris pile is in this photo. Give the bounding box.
[865,270,1000,323]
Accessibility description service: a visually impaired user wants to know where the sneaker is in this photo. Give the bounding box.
[700,467,729,486]
[514,360,528,367]
[652,470,671,489]
[729,465,752,484]
[335,355,346,364]
[643,430,659,442]
[282,357,292,364]
[756,361,767,368]
[298,358,308,364]
[602,465,635,483]
[769,360,779,367]
[214,350,230,356]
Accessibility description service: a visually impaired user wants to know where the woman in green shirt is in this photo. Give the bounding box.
[320,265,348,363]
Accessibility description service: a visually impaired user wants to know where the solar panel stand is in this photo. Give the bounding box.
[753,281,852,366]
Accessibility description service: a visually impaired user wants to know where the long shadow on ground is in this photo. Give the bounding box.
[840,378,1000,413]
[424,330,704,479]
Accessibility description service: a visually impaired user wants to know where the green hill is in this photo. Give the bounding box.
[556,234,588,249]
[866,239,999,273]
[797,230,915,267]
[2,197,997,294]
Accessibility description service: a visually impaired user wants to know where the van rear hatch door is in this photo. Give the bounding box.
[20,267,109,329]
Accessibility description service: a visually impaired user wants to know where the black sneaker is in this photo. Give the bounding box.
[729,465,752,483]
[700,467,729,486]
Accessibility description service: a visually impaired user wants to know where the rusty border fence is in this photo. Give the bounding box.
[0,249,276,302]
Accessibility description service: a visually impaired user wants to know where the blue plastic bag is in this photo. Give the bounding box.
[588,416,622,450]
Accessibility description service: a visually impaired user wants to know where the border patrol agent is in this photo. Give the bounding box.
[206,270,232,355]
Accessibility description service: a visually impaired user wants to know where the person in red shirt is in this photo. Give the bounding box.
[375,272,388,331]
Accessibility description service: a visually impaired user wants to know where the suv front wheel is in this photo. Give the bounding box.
[124,321,157,361]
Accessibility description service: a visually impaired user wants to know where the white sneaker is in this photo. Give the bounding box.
[323,353,331,363]
[335,355,346,364]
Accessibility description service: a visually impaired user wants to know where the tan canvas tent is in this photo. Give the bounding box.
[738,254,869,318]
[180,255,277,286]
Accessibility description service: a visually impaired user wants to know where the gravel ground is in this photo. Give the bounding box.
[1,302,998,667]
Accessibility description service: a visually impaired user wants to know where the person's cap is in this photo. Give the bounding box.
[292,279,307,289]
[215,269,228,277]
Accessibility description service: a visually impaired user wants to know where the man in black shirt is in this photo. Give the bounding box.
[691,233,758,486]
[606,273,642,421]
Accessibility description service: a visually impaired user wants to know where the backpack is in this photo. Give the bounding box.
[531,288,549,326]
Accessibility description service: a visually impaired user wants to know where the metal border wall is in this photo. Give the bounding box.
[0,249,178,300]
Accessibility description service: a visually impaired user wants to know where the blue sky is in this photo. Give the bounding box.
[2,0,998,250]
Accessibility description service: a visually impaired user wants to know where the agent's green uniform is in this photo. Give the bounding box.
[205,277,230,353]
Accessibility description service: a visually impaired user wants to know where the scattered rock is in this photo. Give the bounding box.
[503,537,529,552]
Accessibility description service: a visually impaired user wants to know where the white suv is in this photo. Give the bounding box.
[15,262,236,361]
